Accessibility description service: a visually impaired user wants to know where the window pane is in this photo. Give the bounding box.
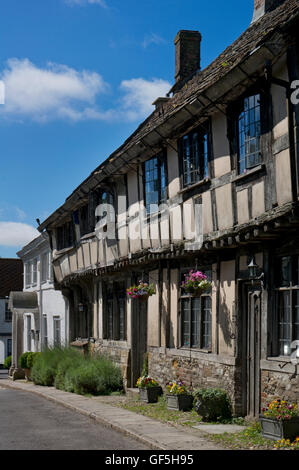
[181,127,209,187]
[191,298,200,348]
[182,299,190,347]
[238,94,261,173]
[279,291,292,356]
[202,296,212,349]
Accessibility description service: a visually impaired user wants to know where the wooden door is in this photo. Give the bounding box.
[131,299,148,387]
[246,289,261,417]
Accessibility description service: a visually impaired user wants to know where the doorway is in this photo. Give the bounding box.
[131,299,148,387]
[241,284,262,417]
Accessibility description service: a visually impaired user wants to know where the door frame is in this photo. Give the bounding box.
[240,281,262,417]
[131,298,148,387]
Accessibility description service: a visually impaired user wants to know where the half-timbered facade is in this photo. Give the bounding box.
[39,0,299,416]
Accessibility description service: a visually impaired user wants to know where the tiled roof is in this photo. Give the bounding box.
[112,0,298,155]
[39,0,299,230]
[0,259,23,298]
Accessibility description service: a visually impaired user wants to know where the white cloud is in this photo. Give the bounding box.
[0,222,39,247]
[0,58,171,123]
[119,78,171,120]
[0,58,108,122]
[142,34,166,49]
[65,0,107,7]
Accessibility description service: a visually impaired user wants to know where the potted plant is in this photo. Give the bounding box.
[166,380,193,411]
[194,388,232,422]
[19,351,40,381]
[181,271,212,297]
[260,399,299,441]
[127,281,155,302]
[136,376,162,403]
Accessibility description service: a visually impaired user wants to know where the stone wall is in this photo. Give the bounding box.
[261,369,299,406]
[93,340,131,388]
[148,347,242,415]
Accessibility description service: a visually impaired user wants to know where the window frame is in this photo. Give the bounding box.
[25,261,32,288]
[178,123,211,189]
[103,281,127,341]
[5,302,12,322]
[179,268,212,351]
[229,87,266,175]
[57,221,74,251]
[274,255,299,357]
[53,316,61,347]
[143,150,168,215]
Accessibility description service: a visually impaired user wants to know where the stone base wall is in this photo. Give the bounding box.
[261,369,299,407]
[92,340,131,388]
[148,348,243,415]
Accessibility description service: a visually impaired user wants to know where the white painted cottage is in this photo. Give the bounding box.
[16,234,69,353]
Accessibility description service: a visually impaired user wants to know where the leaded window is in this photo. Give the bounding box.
[237,94,261,173]
[104,282,127,341]
[275,256,299,356]
[144,153,167,214]
[179,126,209,188]
[180,269,212,349]
[57,221,74,250]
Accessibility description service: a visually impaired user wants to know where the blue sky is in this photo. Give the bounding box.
[0,0,253,258]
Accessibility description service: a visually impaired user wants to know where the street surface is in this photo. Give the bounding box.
[0,387,149,450]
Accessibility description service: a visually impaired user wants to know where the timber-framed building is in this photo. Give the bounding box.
[39,0,299,416]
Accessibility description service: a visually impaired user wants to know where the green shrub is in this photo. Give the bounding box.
[31,347,123,396]
[27,352,41,369]
[194,388,232,422]
[19,352,30,369]
[54,349,83,390]
[65,355,123,396]
[3,355,11,369]
[31,347,65,386]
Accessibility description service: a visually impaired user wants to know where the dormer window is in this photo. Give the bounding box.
[179,124,210,188]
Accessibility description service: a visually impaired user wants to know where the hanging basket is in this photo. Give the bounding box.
[189,287,205,298]
[138,294,150,302]
[181,271,212,297]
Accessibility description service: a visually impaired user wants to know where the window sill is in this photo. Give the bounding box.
[178,178,210,195]
[266,356,294,363]
[233,164,265,183]
[180,347,212,354]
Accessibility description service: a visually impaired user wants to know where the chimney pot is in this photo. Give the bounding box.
[175,30,201,84]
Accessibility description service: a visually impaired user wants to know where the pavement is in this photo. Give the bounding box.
[0,379,224,450]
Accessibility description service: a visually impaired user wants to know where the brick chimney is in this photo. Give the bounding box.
[175,30,201,84]
[251,0,287,23]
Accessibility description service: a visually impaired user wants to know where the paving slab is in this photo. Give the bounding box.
[0,380,224,451]
[192,424,245,434]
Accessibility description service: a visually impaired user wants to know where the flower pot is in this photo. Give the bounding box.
[260,416,299,441]
[139,387,162,403]
[166,394,193,411]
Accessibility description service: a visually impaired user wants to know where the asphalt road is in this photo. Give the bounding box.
[0,387,149,450]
